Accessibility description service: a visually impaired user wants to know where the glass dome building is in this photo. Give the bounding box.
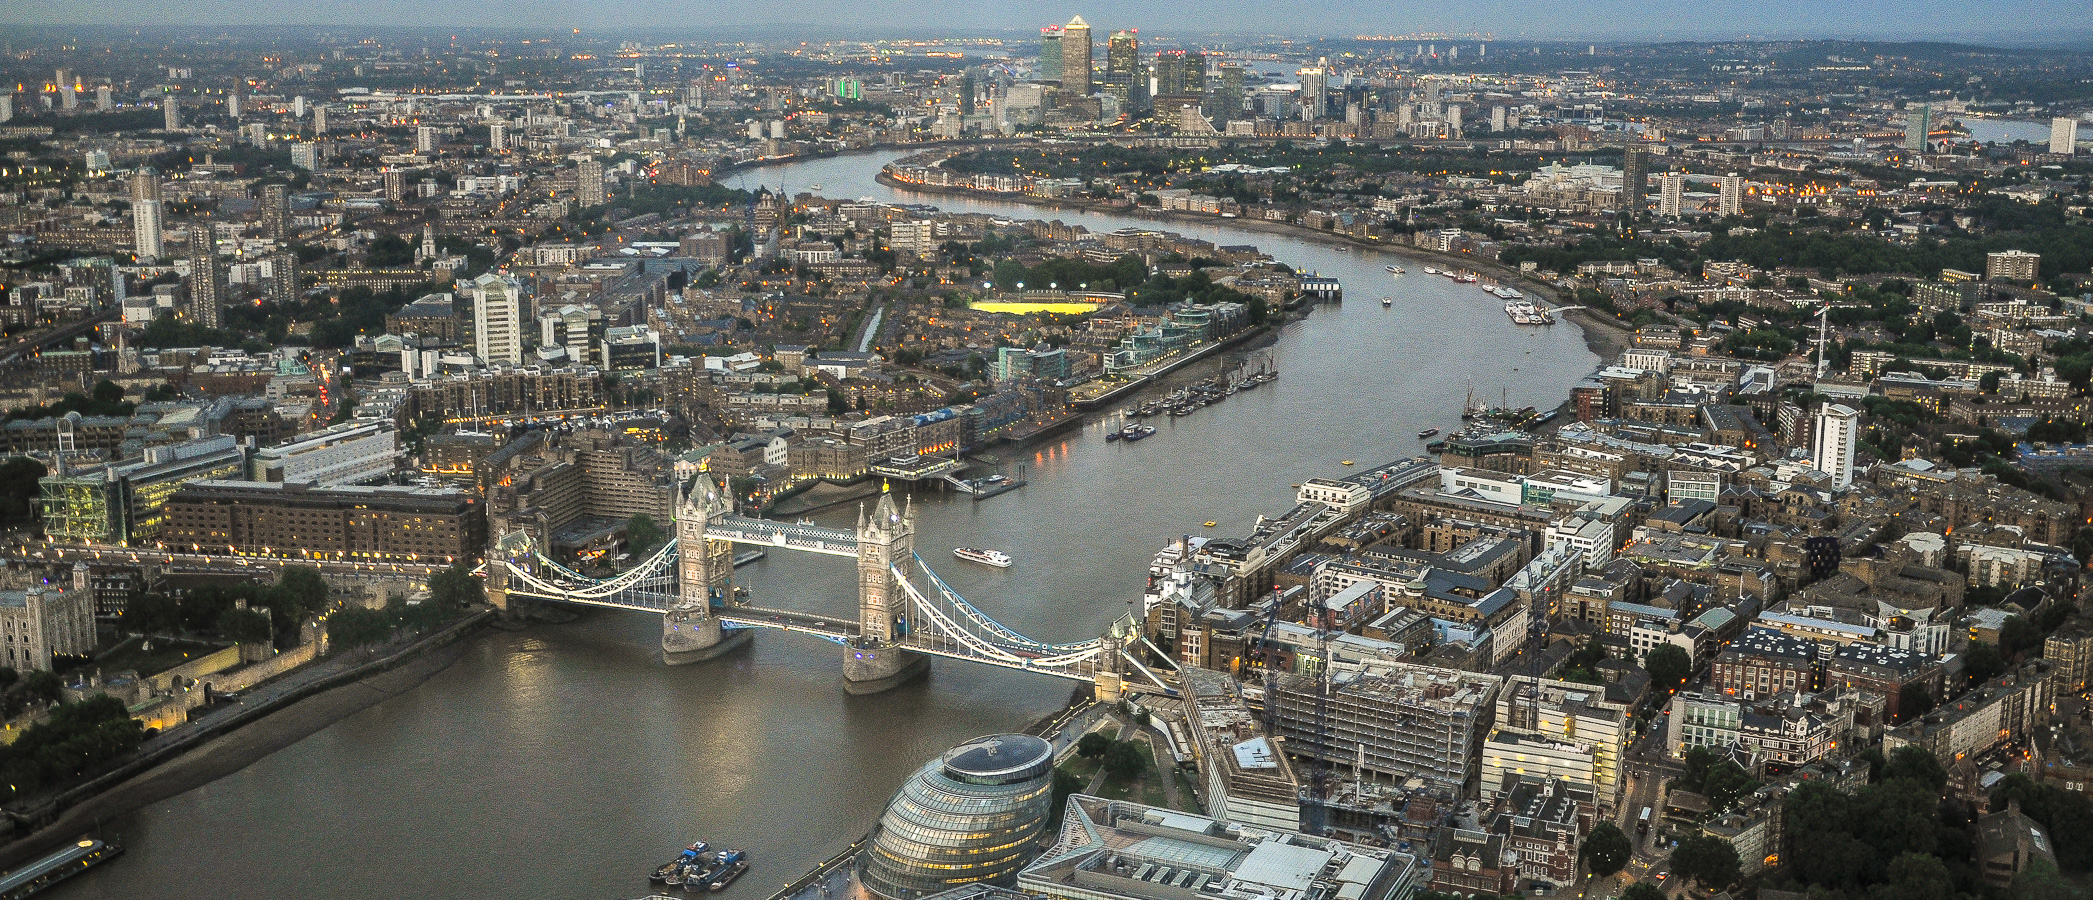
[860,733,1056,900]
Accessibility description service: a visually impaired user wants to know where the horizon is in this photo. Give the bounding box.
[2,2,2091,47]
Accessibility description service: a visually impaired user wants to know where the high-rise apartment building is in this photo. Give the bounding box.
[1986,249,2040,281]
[1620,146,1650,213]
[1297,63,1328,120]
[95,85,112,112]
[2052,117,2080,155]
[312,104,328,134]
[1718,173,1743,217]
[1037,26,1063,84]
[1658,171,1685,218]
[225,92,240,119]
[162,95,181,131]
[56,69,76,110]
[1904,103,1931,151]
[291,142,318,170]
[417,125,437,154]
[576,157,605,207]
[261,183,289,239]
[472,273,525,365]
[1813,403,1858,489]
[187,221,225,329]
[1060,16,1093,96]
[131,200,164,260]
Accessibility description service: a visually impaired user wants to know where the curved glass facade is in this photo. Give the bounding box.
[860,734,1055,900]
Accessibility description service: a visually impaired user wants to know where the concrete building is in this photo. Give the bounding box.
[1481,676,1630,807]
[131,199,163,260]
[1985,249,2040,282]
[187,220,224,329]
[2051,117,2080,156]
[249,420,399,486]
[0,577,94,671]
[1269,661,1500,795]
[1658,171,1684,218]
[1020,796,1421,900]
[1185,672,1303,832]
[472,273,525,366]
[1717,173,1744,217]
[1812,403,1858,489]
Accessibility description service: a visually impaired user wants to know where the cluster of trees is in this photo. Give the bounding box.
[3,379,136,422]
[1776,746,1973,900]
[0,456,46,529]
[1677,746,1762,812]
[327,566,481,648]
[0,695,146,800]
[123,566,331,647]
[1557,641,1611,685]
[1075,732,1153,782]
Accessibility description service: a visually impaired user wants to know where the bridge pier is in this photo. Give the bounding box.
[662,607,751,665]
[842,639,928,694]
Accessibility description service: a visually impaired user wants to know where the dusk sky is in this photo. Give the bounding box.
[1,0,2089,44]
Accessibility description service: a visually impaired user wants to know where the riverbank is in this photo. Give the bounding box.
[0,610,492,870]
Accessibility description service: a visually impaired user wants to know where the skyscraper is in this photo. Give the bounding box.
[56,69,76,110]
[1718,173,1743,217]
[162,95,181,131]
[1812,403,1859,489]
[958,73,976,116]
[1658,171,1684,218]
[2052,117,2080,155]
[131,200,163,260]
[1038,26,1063,85]
[1903,104,1931,151]
[187,222,224,330]
[1214,64,1245,125]
[1297,64,1327,120]
[1060,16,1093,96]
[1103,30,1139,109]
[261,183,289,239]
[1620,146,1650,213]
[472,273,524,366]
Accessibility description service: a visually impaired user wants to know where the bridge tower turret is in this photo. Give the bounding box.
[844,483,928,693]
[662,474,750,664]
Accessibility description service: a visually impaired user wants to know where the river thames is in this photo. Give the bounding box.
[54,150,1599,899]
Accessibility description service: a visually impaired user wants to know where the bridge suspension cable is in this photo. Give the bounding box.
[907,553,1099,653]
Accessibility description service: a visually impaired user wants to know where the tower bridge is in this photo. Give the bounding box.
[490,478,1167,695]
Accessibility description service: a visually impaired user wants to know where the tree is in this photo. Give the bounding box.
[1103,740,1146,781]
[626,513,666,557]
[1644,644,1691,693]
[1076,732,1114,759]
[123,592,183,636]
[1050,766,1084,823]
[1896,682,1936,722]
[1580,822,1632,877]
[217,608,273,646]
[22,670,62,706]
[1670,834,1739,890]
[1962,640,2005,687]
[1878,746,1947,792]
[1877,852,1954,900]
[1621,883,1667,900]
[0,456,46,527]
[0,667,15,691]
[427,564,485,608]
[327,607,394,649]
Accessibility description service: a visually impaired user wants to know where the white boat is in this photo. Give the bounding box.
[954,548,1012,568]
[1386,265,1405,274]
[1381,296,1393,307]
[1422,266,1439,275]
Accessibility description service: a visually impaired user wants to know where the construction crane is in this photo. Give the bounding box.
[1304,608,1334,836]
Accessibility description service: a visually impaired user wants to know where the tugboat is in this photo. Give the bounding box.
[954,548,1013,568]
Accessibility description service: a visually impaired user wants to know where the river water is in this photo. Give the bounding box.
[53,150,1597,900]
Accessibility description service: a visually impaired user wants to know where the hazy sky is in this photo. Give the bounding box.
[1,0,2088,44]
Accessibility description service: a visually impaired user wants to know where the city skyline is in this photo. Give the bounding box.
[3,0,2092,44]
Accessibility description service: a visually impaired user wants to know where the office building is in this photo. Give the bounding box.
[1658,171,1684,218]
[249,420,400,486]
[1717,173,1743,217]
[1269,661,1500,795]
[1712,628,1817,700]
[861,734,1054,900]
[576,156,605,206]
[1812,403,1858,489]
[187,221,225,329]
[39,436,248,545]
[1481,675,1630,806]
[1060,16,1093,96]
[0,579,94,672]
[1184,672,1302,831]
[1620,146,1649,213]
[993,346,1069,382]
[472,273,525,365]
[1666,689,1840,770]
[161,480,485,564]
[1103,31,1139,108]
[1019,796,1421,900]
[1985,249,2040,281]
[1038,26,1063,84]
[1904,104,1932,151]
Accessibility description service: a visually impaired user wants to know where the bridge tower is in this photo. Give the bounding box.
[843,484,928,693]
[662,475,750,664]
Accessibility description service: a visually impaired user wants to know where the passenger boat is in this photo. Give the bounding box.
[1423,266,1439,275]
[1386,265,1405,274]
[1381,296,1393,307]
[1417,427,1440,439]
[954,548,1013,568]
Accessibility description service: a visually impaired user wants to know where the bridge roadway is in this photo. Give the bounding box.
[24,542,455,578]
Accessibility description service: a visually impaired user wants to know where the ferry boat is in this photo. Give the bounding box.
[1417,427,1440,439]
[954,548,1013,568]
[1381,296,1393,307]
